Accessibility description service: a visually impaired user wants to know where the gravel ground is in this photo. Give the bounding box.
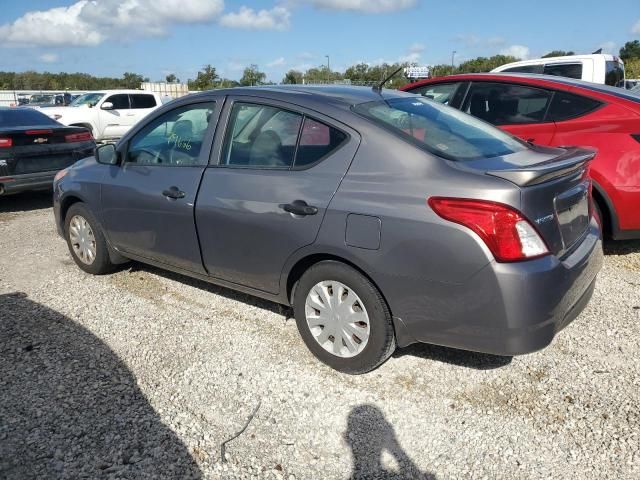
[1,191,639,480]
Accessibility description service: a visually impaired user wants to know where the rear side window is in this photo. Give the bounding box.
[547,91,602,122]
[106,94,130,110]
[543,63,583,79]
[295,118,347,168]
[353,97,527,161]
[503,65,544,74]
[408,82,464,106]
[464,82,553,125]
[0,108,58,127]
[605,61,625,88]
[130,94,157,109]
[223,103,302,168]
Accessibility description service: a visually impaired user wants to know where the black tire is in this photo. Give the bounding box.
[293,261,396,374]
[64,203,116,275]
[593,199,605,238]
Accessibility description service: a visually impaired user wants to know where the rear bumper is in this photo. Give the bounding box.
[0,170,56,195]
[394,217,603,355]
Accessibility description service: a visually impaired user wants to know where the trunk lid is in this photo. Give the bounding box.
[0,126,94,176]
[462,146,595,256]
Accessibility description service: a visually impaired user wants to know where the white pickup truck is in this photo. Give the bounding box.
[43,90,163,142]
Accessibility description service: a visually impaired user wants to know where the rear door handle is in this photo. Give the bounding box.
[280,200,318,216]
[162,186,185,199]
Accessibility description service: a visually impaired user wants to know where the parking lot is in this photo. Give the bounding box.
[0,191,637,479]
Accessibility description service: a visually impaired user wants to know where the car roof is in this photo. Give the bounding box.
[187,85,410,109]
[403,73,640,104]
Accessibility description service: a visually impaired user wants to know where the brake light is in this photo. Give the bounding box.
[25,129,53,135]
[428,197,549,262]
[65,131,93,143]
[0,138,12,148]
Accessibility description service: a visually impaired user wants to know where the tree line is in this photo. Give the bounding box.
[2,40,639,92]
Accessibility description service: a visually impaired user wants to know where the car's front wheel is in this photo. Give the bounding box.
[293,261,396,374]
[65,203,115,275]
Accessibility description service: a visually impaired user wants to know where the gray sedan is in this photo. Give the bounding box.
[52,86,603,373]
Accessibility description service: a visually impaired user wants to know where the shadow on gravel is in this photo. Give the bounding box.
[0,292,202,479]
[0,190,52,213]
[128,263,291,318]
[393,343,512,370]
[603,239,640,255]
[345,404,437,480]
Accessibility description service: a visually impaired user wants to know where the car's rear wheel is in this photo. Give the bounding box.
[65,203,115,275]
[293,261,396,374]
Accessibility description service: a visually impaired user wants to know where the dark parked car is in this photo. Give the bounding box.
[53,86,603,373]
[0,108,94,195]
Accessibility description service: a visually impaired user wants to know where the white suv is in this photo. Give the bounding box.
[43,90,163,142]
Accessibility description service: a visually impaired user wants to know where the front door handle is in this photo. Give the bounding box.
[280,200,318,216]
[162,186,185,199]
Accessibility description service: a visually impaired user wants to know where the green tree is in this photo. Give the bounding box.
[455,55,519,74]
[122,72,146,89]
[542,50,575,58]
[239,64,266,86]
[165,73,178,83]
[625,58,640,78]
[620,40,640,62]
[282,70,303,84]
[188,65,219,91]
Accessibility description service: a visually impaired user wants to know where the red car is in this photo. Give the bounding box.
[401,74,640,240]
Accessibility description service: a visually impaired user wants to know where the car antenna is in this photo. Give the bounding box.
[372,66,405,93]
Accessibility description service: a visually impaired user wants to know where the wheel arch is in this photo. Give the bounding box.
[591,179,618,237]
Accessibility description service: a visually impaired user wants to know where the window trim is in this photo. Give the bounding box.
[460,81,556,126]
[122,100,219,168]
[212,98,350,171]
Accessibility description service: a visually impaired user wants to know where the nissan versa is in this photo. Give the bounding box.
[53,86,603,374]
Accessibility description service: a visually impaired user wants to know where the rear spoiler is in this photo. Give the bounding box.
[486,148,596,187]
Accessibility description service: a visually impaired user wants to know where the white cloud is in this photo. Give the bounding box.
[267,57,286,68]
[408,43,425,54]
[39,53,59,63]
[632,18,640,34]
[500,45,530,60]
[219,6,290,30]
[308,0,416,13]
[0,0,224,47]
[487,36,506,47]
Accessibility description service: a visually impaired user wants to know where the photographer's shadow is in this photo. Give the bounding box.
[0,292,201,479]
[345,404,437,480]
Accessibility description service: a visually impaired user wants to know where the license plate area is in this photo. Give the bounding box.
[554,182,589,249]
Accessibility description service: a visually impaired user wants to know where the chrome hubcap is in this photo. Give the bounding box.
[69,215,96,265]
[305,280,370,358]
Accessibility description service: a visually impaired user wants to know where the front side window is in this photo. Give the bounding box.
[130,94,157,109]
[127,102,216,166]
[543,63,583,80]
[222,103,302,168]
[408,83,463,105]
[354,97,527,161]
[547,91,602,122]
[463,82,553,125]
[105,94,130,110]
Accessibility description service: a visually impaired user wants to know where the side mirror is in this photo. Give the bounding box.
[96,143,119,165]
[101,102,114,110]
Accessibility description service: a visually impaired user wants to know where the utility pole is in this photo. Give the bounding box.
[451,50,456,73]
[325,55,330,83]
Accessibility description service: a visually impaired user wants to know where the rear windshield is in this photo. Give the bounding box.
[0,108,59,128]
[353,97,527,161]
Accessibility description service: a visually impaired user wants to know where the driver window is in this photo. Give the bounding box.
[126,102,216,166]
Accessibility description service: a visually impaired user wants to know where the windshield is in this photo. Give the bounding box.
[70,93,105,107]
[29,95,54,104]
[353,97,527,161]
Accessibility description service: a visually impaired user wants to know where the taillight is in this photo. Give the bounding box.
[428,197,549,262]
[25,129,53,135]
[65,131,93,143]
[0,138,12,148]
